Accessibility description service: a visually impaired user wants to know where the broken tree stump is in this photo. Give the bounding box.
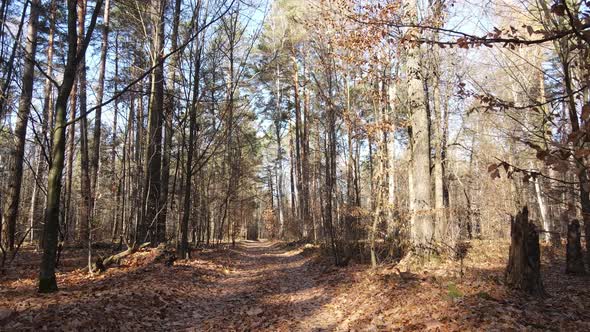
[505,207,547,297]
[153,244,177,267]
[566,220,585,275]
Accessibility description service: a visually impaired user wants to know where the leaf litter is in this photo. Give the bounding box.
[1,240,589,331]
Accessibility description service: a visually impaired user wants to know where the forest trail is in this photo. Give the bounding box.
[181,240,343,331]
[178,241,356,331]
[1,241,354,331]
[3,240,590,331]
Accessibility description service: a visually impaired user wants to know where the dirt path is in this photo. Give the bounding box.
[180,240,343,331]
[2,240,350,331]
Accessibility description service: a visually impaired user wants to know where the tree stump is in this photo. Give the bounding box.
[566,220,585,275]
[153,244,176,266]
[505,207,546,297]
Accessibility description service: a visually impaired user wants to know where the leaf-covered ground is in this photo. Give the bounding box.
[1,240,589,331]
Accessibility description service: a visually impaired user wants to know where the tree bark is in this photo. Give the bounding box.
[505,207,546,297]
[39,0,103,293]
[159,0,181,248]
[141,0,165,244]
[91,0,111,209]
[179,1,202,258]
[405,0,433,248]
[29,0,56,244]
[301,50,313,242]
[566,219,585,274]
[1,0,40,250]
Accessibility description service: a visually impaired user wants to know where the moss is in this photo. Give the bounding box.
[446,282,463,300]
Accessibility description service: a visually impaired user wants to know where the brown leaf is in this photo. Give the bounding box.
[490,168,501,180]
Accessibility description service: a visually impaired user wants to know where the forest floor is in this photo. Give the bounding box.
[1,239,590,331]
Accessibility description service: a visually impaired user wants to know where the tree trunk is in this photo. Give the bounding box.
[433,81,446,241]
[179,2,201,258]
[532,171,550,242]
[111,34,120,240]
[301,51,313,242]
[30,0,56,244]
[91,0,111,210]
[141,0,165,244]
[505,207,546,297]
[566,219,585,274]
[65,84,77,242]
[1,0,40,250]
[159,0,181,247]
[77,0,92,258]
[405,0,433,248]
[275,62,285,238]
[39,0,103,293]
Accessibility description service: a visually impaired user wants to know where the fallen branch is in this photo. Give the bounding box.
[93,242,150,272]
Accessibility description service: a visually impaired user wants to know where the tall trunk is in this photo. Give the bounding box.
[65,78,77,243]
[76,0,93,275]
[179,2,201,258]
[325,111,340,265]
[387,82,397,236]
[39,0,104,293]
[324,54,340,265]
[77,0,91,246]
[289,131,297,221]
[91,0,111,210]
[29,0,56,244]
[292,54,305,237]
[563,61,590,261]
[276,127,285,238]
[406,0,433,247]
[141,0,165,244]
[111,33,120,240]
[301,50,312,241]
[134,85,144,243]
[371,73,387,266]
[275,58,285,238]
[432,79,446,240]
[1,0,40,250]
[159,0,182,246]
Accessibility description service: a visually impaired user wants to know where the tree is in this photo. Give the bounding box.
[140,0,165,244]
[1,0,40,251]
[505,207,546,297]
[39,0,104,293]
[404,0,433,248]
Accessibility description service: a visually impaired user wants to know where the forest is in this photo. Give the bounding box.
[0,0,589,330]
